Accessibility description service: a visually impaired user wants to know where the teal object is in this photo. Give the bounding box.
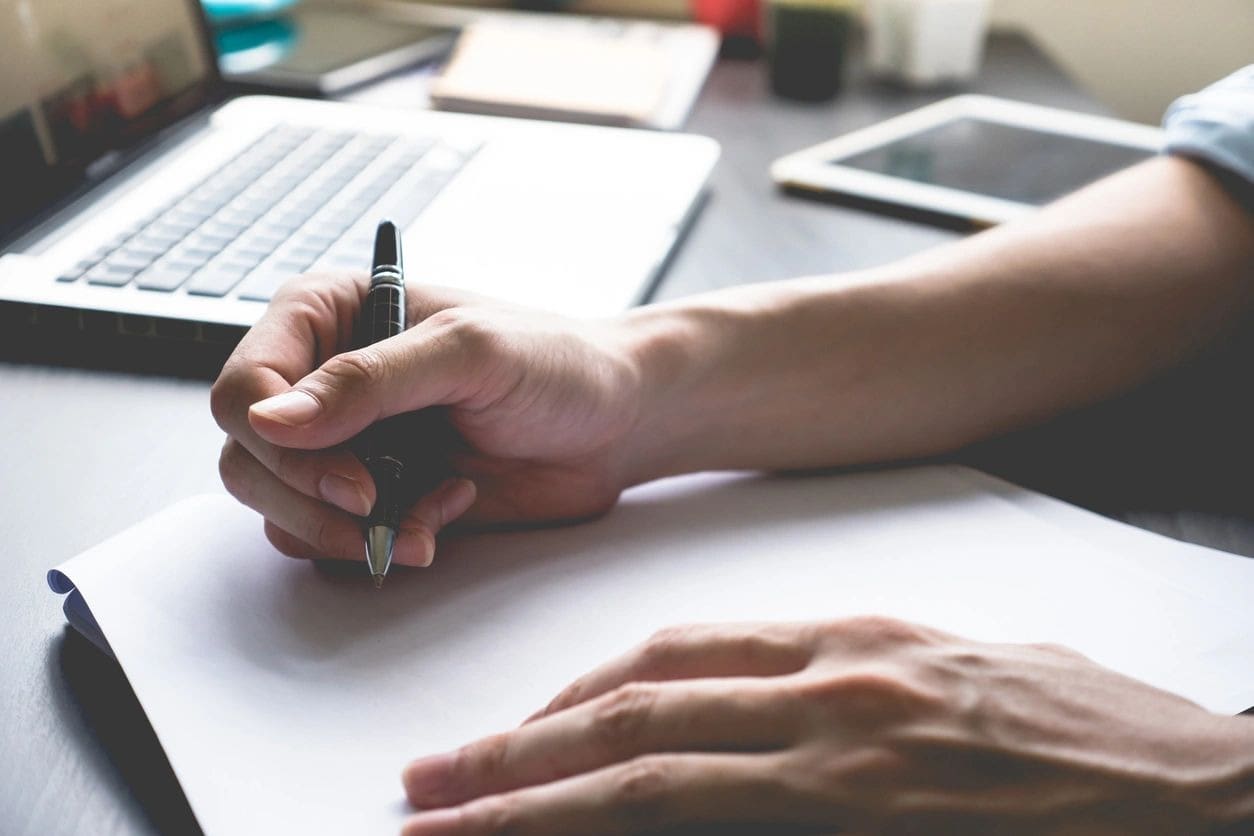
[202,0,299,24]
[214,18,298,75]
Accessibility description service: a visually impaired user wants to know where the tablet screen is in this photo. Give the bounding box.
[831,118,1155,205]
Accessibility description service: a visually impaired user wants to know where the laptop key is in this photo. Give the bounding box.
[235,270,294,302]
[187,230,234,250]
[105,252,157,273]
[128,232,181,253]
[166,256,209,273]
[149,219,198,238]
[273,257,312,274]
[85,264,137,287]
[230,243,276,262]
[181,243,223,261]
[57,259,96,282]
[167,207,213,227]
[135,264,195,292]
[222,252,266,270]
[185,264,251,297]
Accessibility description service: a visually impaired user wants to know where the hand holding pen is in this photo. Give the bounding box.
[212,229,638,572]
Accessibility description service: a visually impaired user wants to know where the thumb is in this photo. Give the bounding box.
[247,324,469,450]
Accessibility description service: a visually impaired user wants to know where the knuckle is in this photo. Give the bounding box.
[591,683,657,750]
[1029,641,1086,660]
[209,368,248,431]
[263,523,301,558]
[544,678,585,715]
[824,615,930,649]
[217,441,251,499]
[433,309,498,355]
[456,733,511,784]
[269,445,302,491]
[639,625,695,669]
[320,348,388,391]
[310,513,343,557]
[463,794,520,836]
[794,669,941,721]
[423,307,468,332]
[610,757,672,827]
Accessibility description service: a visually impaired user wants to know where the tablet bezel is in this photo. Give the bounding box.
[770,95,1163,227]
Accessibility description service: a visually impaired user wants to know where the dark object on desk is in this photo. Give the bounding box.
[216,6,455,96]
[765,0,855,101]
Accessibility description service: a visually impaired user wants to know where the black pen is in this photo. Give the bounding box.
[361,220,406,588]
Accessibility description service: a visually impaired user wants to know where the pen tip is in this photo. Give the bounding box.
[373,574,384,590]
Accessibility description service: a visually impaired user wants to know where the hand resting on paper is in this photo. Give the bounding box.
[210,273,649,567]
[400,616,1254,835]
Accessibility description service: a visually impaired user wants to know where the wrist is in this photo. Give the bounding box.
[1186,715,1254,831]
[607,297,747,486]
[608,283,806,487]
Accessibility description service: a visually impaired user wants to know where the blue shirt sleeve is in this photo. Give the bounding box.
[1163,65,1254,188]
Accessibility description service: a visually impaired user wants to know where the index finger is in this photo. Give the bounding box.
[404,678,794,810]
[211,273,375,500]
[528,623,816,724]
[221,271,370,409]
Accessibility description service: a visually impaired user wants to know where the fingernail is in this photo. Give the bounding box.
[403,809,460,836]
[407,528,436,568]
[403,752,456,805]
[319,473,371,516]
[250,390,321,426]
[443,479,477,523]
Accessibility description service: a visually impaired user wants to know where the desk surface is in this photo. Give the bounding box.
[2,34,1250,836]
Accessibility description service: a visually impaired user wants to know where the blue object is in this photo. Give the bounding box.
[202,0,299,25]
[1164,65,1254,189]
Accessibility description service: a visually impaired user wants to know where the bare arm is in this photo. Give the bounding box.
[619,156,1254,484]
[213,156,1252,561]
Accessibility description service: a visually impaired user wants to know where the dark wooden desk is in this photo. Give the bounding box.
[2,34,1249,835]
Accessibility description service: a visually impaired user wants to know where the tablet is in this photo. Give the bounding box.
[770,96,1162,228]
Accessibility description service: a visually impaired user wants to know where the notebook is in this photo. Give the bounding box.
[428,16,720,129]
[47,466,1254,834]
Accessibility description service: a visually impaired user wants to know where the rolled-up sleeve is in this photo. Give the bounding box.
[1163,65,1254,189]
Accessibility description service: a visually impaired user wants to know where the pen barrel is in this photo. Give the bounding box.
[360,274,408,529]
[364,454,405,530]
[365,273,406,344]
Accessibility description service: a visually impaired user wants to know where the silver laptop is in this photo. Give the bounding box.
[0,0,718,366]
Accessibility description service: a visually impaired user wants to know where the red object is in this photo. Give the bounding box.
[691,0,762,39]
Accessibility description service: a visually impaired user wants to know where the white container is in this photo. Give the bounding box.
[865,0,991,87]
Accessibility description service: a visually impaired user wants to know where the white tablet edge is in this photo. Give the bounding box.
[770,95,1164,226]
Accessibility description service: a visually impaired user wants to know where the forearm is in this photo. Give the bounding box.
[617,156,1254,484]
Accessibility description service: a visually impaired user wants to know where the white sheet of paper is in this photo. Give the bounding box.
[47,466,1254,834]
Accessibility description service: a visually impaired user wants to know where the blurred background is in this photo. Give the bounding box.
[413,0,1253,123]
[990,0,1252,123]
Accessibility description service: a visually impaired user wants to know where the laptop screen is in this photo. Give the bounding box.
[0,0,218,241]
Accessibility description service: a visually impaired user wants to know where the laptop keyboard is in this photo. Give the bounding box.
[57,125,478,300]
